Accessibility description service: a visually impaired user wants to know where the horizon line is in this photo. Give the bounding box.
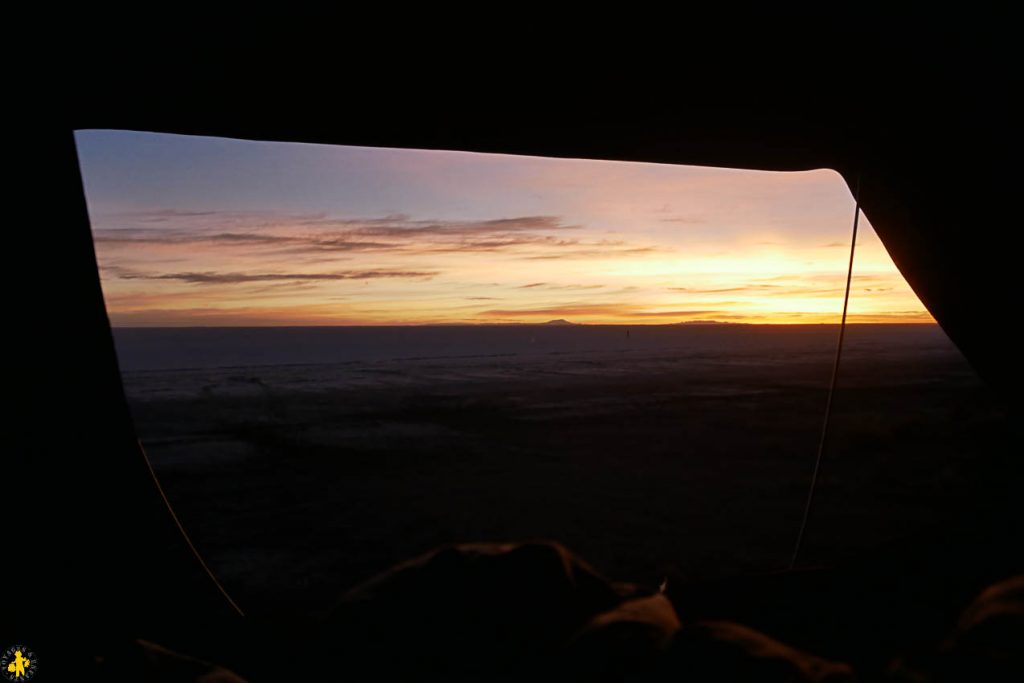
[108,320,940,329]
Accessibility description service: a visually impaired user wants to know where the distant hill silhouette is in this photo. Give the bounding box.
[544,319,576,326]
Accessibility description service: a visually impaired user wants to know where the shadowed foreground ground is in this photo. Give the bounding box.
[119,324,1011,623]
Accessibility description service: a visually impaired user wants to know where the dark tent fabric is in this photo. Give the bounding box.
[15,17,1017,678]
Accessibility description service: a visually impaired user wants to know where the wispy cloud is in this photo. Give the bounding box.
[521,246,658,260]
[93,211,659,260]
[96,229,294,247]
[112,269,438,284]
[669,285,784,294]
[659,216,706,224]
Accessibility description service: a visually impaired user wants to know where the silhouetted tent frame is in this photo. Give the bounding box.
[18,18,1016,659]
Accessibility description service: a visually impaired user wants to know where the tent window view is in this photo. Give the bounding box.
[76,130,991,618]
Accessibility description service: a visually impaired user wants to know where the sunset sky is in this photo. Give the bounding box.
[76,130,933,326]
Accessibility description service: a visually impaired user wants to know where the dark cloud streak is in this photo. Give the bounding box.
[114,269,438,284]
[93,212,660,259]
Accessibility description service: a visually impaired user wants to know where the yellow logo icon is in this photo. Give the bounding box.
[1,647,36,681]
[6,653,28,678]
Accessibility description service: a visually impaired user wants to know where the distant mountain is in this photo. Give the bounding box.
[544,319,576,326]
